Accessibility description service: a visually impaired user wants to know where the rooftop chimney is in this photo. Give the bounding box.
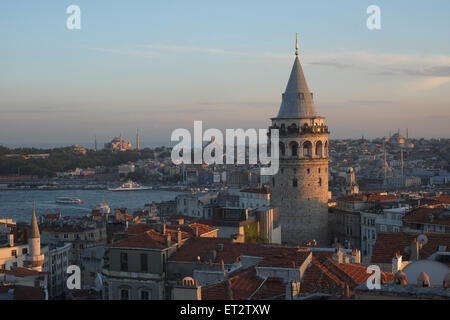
[410,238,420,261]
[162,223,166,235]
[8,233,14,247]
[333,247,344,264]
[343,284,351,298]
[392,253,403,273]
[177,229,182,245]
[226,279,233,300]
[193,226,199,237]
[165,233,171,247]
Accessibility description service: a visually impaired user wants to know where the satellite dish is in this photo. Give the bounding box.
[417,234,428,246]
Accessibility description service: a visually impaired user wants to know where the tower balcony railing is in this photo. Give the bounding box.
[269,125,330,136]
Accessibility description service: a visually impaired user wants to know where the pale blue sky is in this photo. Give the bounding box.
[1,0,450,148]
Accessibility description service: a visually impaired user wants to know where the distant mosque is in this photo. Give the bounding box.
[386,129,414,149]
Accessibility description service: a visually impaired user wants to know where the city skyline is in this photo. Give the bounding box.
[1,0,450,148]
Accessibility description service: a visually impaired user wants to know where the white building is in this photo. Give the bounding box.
[41,237,71,298]
[227,188,271,210]
[176,192,218,218]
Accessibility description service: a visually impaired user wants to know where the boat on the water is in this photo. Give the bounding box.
[56,197,84,204]
[108,180,152,191]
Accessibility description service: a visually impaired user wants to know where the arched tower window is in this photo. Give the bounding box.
[324,141,328,156]
[289,141,299,157]
[279,142,286,157]
[293,178,298,188]
[303,141,312,157]
[319,178,322,187]
[315,141,323,157]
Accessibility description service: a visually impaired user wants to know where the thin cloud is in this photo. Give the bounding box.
[82,44,450,80]
[401,77,450,93]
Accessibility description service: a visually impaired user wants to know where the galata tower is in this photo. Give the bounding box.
[270,35,330,246]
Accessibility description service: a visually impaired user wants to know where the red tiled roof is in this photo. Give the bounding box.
[371,232,450,263]
[188,223,217,236]
[201,267,264,300]
[251,277,286,300]
[122,224,153,235]
[0,267,47,277]
[300,259,345,294]
[436,195,450,204]
[338,193,398,202]
[108,231,169,250]
[367,194,398,202]
[240,188,270,195]
[318,257,393,286]
[404,207,450,226]
[169,237,310,267]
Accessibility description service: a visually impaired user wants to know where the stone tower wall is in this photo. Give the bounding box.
[271,130,330,246]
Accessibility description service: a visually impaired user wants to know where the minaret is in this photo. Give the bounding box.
[25,201,45,271]
[270,34,330,246]
[401,147,404,177]
[94,135,98,151]
[136,129,140,151]
[383,141,387,183]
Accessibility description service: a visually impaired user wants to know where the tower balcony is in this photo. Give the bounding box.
[269,124,330,137]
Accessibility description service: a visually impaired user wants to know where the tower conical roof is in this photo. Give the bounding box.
[31,201,40,239]
[277,55,317,119]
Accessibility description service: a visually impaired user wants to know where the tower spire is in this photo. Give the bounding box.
[31,200,40,239]
[276,34,317,119]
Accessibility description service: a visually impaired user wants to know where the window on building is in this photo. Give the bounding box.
[318,178,322,187]
[140,253,148,272]
[293,178,298,188]
[120,252,128,271]
[140,290,149,300]
[307,168,310,174]
[64,234,68,239]
[380,225,387,232]
[22,248,27,255]
[11,250,17,257]
[120,289,129,300]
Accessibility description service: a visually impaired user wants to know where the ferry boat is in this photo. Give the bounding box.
[56,197,84,204]
[108,180,152,191]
